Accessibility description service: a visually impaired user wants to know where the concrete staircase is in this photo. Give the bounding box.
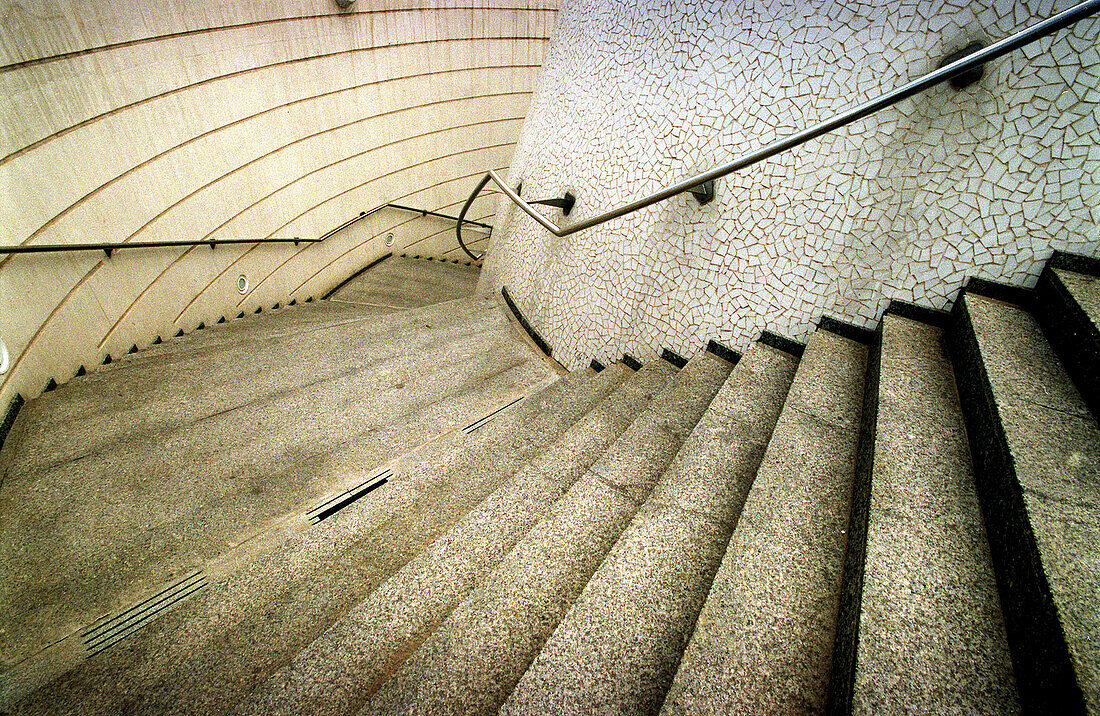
[3,251,1099,714]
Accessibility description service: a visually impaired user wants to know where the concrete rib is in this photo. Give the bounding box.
[359,352,733,716]
[661,329,867,715]
[501,344,797,716]
[238,361,676,716]
[6,356,605,715]
[852,314,1019,713]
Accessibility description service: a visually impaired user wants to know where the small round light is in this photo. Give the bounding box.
[237,274,249,294]
[385,233,395,247]
[0,336,8,375]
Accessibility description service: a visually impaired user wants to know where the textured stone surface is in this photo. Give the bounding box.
[501,344,797,716]
[0,298,565,710]
[329,256,481,310]
[1054,268,1100,330]
[660,329,867,715]
[5,359,610,713]
[965,292,1100,714]
[361,353,732,715]
[481,0,1100,371]
[0,297,553,668]
[236,361,677,716]
[852,314,1018,713]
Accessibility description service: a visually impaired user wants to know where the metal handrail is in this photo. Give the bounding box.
[456,0,1100,260]
[0,202,492,256]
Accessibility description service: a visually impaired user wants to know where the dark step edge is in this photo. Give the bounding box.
[825,325,883,715]
[660,348,689,368]
[0,392,25,455]
[501,285,551,357]
[322,252,394,300]
[590,359,606,373]
[962,276,1035,311]
[758,329,805,357]
[883,299,951,328]
[705,339,741,365]
[1035,264,1100,418]
[946,293,1087,715]
[622,353,643,371]
[1048,250,1100,277]
[817,315,877,345]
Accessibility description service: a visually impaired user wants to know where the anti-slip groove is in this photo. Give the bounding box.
[307,469,392,523]
[462,395,525,434]
[81,571,207,656]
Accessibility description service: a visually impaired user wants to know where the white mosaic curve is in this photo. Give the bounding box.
[480,0,1100,370]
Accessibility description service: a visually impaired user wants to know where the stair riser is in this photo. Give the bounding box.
[1034,266,1100,418]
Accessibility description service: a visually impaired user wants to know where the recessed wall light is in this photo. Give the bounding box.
[385,233,395,247]
[0,335,8,375]
[237,274,249,294]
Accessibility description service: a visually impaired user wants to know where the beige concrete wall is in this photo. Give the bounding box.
[481,0,1100,370]
[0,0,557,406]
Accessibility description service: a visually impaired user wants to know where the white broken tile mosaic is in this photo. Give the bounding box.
[481,0,1100,370]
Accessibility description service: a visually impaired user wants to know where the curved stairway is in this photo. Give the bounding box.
[2,251,1099,714]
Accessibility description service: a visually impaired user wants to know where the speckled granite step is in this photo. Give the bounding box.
[501,343,797,716]
[848,313,1018,714]
[1,318,545,674]
[238,360,677,716]
[1035,252,1100,418]
[6,366,620,714]
[949,290,1100,715]
[660,328,868,715]
[360,352,734,716]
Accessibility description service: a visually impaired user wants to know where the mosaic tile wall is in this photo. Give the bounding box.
[480,0,1100,369]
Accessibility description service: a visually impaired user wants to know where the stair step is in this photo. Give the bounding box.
[849,313,1018,712]
[661,328,868,714]
[949,290,1100,714]
[7,295,503,476]
[1,322,548,669]
[239,360,676,716]
[360,352,733,715]
[8,367,618,713]
[501,343,797,715]
[1035,257,1100,417]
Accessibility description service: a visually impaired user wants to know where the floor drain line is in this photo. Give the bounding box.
[81,570,207,657]
[462,396,525,434]
[307,468,392,524]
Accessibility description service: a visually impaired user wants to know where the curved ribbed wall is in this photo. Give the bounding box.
[0,1,557,407]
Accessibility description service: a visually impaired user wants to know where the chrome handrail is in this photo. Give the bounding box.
[0,202,491,256]
[457,0,1100,258]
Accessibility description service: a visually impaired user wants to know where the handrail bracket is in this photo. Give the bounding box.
[686,180,715,205]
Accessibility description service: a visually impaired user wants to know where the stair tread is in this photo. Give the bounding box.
[852,313,1018,713]
[0,321,547,669]
[1054,267,1100,331]
[661,329,867,715]
[360,353,732,715]
[7,365,613,713]
[328,255,480,309]
[963,292,1100,713]
[501,344,797,716]
[239,361,674,716]
[4,295,502,474]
